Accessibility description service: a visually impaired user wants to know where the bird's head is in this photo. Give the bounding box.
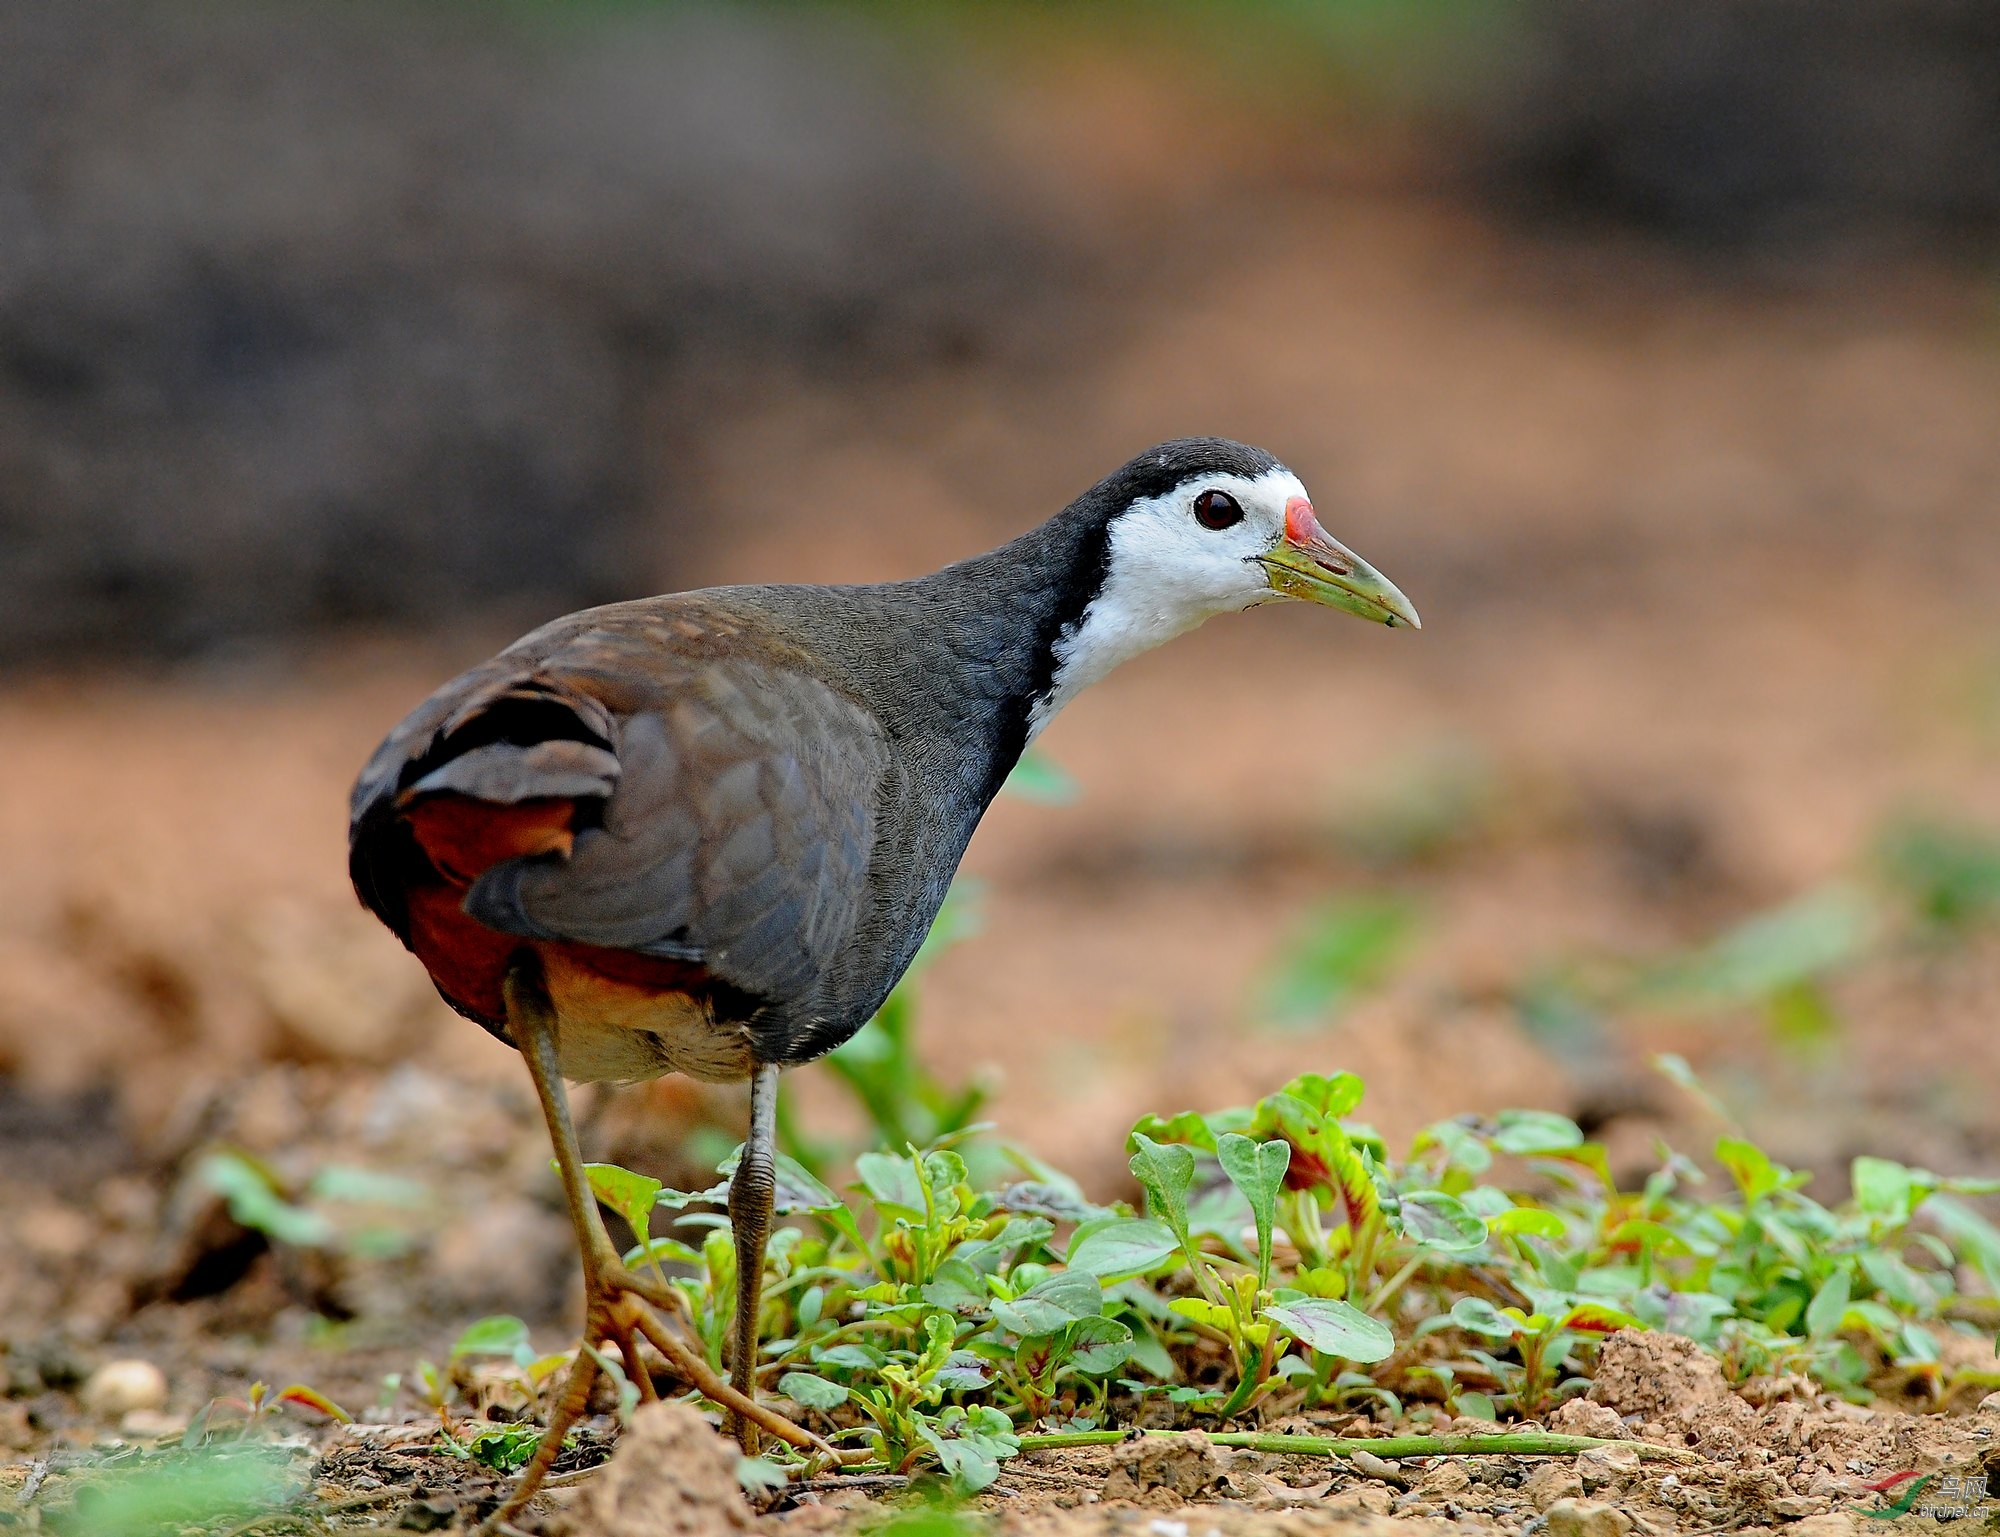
[1092,438,1419,633]
[1023,439,1418,735]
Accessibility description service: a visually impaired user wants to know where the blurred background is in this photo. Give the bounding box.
[7,0,2000,1425]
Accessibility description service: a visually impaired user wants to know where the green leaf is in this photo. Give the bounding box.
[993,1271,1103,1337]
[1246,1092,1382,1232]
[450,1315,533,1364]
[1417,1119,1492,1175]
[1489,1206,1566,1240]
[1851,1156,1914,1218]
[708,1148,843,1215]
[199,1150,333,1248]
[937,1351,991,1392]
[919,1405,1019,1495]
[1065,1218,1179,1281]
[1058,1315,1135,1375]
[922,1149,970,1218]
[1448,1296,1520,1339]
[1806,1269,1851,1339]
[585,1164,662,1248]
[1169,1297,1234,1331]
[995,1182,1101,1224]
[1490,1110,1584,1154]
[777,1372,849,1411]
[1716,1136,1782,1203]
[1127,1132,1197,1256]
[958,1215,1057,1272]
[771,1153,845,1214]
[1002,750,1080,805]
[654,1178,730,1211]
[736,1457,790,1495]
[1859,1249,1934,1309]
[440,1421,544,1472]
[1217,1133,1292,1286]
[1397,1189,1487,1251]
[1128,1110,1222,1154]
[1123,1328,1179,1382]
[921,1257,989,1313]
[625,1235,705,1269]
[1928,1195,2000,1293]
[1262,1298,1395,1363]
[1280,1072,1368,1120]
[814,1344,886,1371]
[855,1151,925,1212]
[307,1165,429,1206]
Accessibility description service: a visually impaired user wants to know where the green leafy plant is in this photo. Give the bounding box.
[437,1419,557,1474]
[198,1147,430,1259]
[541,1056,2000,1490]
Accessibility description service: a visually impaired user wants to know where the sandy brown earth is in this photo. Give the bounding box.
[7,180,2000,1532]
[17,1331,1997,1535]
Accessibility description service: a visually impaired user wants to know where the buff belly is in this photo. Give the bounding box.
[538,948,754,1085]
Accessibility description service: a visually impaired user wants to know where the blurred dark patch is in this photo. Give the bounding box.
[0,1082,128,1193]
[0,0,1049,661]
[1476,0,2000,249]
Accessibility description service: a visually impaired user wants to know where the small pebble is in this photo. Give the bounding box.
[1351,1449,1407,1485]
[81,1360,168,1417]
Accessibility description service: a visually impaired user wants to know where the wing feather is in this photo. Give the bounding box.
[481,645,889,1008]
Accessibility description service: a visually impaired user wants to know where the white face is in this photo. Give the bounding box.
[1027,465,1307,737]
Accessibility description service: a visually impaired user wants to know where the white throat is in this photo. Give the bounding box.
[1025,466,1304,739]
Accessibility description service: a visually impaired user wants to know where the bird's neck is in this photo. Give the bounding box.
[896,495,1122,800]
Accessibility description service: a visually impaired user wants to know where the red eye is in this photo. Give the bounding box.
[1193,489,1243,530]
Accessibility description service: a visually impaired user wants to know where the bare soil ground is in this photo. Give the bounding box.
[7,184,2000,1533]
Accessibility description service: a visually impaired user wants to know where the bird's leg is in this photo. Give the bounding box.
[725,1061,780,1453]
[477,954,633,1534]
[479,964,836,1536]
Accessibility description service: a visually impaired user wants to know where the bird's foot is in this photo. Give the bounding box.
[474,1263,836,1537]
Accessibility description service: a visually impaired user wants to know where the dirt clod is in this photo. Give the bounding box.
[580,1402,755,1537]
[1548,1398,1630,1440]
[1589,1329,1728,1418]
[1543,1497,1634,1537]
[1100,1433,1225,1504]
[1575,1444,1641,1493]
[1788,1514,1860,1537]
[1524,1461,1585,1511]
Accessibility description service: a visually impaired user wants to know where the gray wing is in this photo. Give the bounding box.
[461,632,892,1011]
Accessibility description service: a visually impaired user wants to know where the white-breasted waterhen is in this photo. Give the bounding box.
[348,438,1418,1517]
